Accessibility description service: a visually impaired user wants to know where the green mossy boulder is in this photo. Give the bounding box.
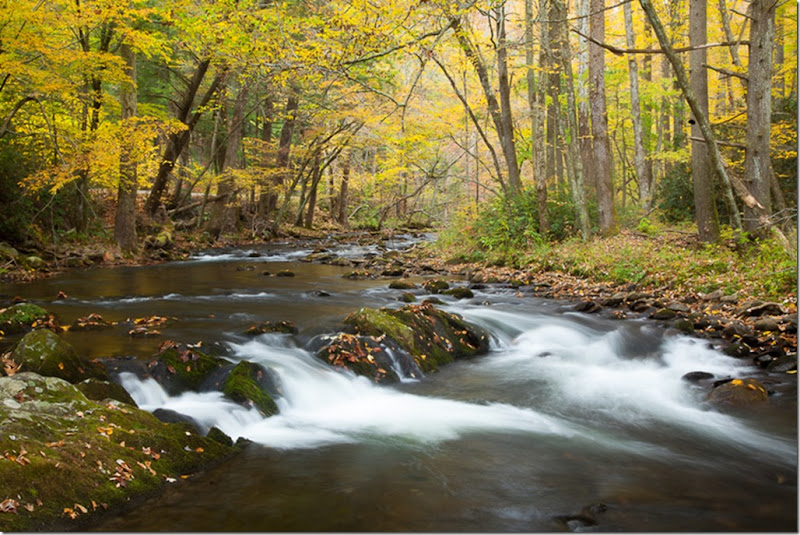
[0,303,51,335]
[706,378,769,406]
[422,279,450,294]
[344,302,489,373]
[147,342,226,396]
[244,320,298,336]
[442,287,474,299]
[221,361,279,416]
[11,329,109,384]
[0,372,237,532]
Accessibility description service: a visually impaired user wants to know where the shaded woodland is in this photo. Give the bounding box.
[0,0,796,255]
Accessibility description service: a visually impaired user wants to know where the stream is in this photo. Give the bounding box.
[1,236,796,532]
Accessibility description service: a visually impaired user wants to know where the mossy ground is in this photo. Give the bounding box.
[0,373,238,532]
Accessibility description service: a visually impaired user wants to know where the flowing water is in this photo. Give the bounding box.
[1,237,796,532]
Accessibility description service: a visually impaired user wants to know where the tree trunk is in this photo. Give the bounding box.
[589,0,617,234]
[689,0,721,241]
[526,0,549,234]
[206,84,249,238]
[338,152,350,226]
[450,14,519,196]
[114,43,137,254]
[743,0,776,236]
[553,0,590,239]
[576,0,594,197]
[145,60,225,216]
[494,5,521,194]
[545,0,562,189]
[624,0,654,212]
[260,93,299,216]
[638,0,783,246]
[305,152,322,229]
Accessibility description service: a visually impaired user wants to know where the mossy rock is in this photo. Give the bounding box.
[244,320,298,336]
[707,378,769,406]
[0,242,20,263]
[146,342,226,396]
[221,361,279,416]
[398,292,417,303]
[0,303,51,335]
[75,378,137,406]
[388,280,417,290]
[316,333,422,384]
[0,372,237,532]
[422,279,450,294]
[11,329,109,384]
[344,302,489,373]
[442,287,474,299]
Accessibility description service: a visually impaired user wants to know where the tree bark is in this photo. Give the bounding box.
[576,0,594,197]
[553,0,591,239]
[743,0,775,235]
[589,0,617,234]
[338,151,350,226]
[494,5,521,194]
[624,0,654,212]
[206,83,249,238]
[689,0,720,242]
[638,0,781,244]
[115,42,137,254]
[526,0,549,234]
[450,14,520,196]
[260,93,299,216]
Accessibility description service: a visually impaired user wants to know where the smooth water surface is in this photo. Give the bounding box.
[1,240,796,532]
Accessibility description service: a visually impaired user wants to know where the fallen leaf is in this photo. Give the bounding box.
[1,498,18,514]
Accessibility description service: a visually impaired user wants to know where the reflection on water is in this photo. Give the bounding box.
[1,242,796,532]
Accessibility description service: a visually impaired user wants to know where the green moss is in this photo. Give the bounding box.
[149,343,225,394]
[344,303,489,373]
[0,373,238,532]
[11,329,109,384]
[0,303,50,335]
[221,361,278,416]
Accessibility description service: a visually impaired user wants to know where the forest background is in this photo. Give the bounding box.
[0,0,796,300]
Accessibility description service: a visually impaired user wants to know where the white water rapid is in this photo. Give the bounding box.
[118,306,795,462]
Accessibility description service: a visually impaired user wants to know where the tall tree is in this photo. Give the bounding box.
[114,43,138,254]
[588,0,616,234]
[743,0,776,236]
[623,1,654,212]
[688,0,720,242]
[525,0,549,233]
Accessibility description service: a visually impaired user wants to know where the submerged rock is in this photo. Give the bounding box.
[707,378,769,406]
[244,320,298,336]
[0,303,51,335]
[11,329,108,384]
[343,302,489,373]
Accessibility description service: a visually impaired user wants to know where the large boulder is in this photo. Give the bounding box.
[146,341,226,396]
[316,333,423,384]
[0,303,51,335]
[10,329,108,383]
[706,378,769,406]
[221,361,279,416]
[343,302,490,373]
[0,372,237,532]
